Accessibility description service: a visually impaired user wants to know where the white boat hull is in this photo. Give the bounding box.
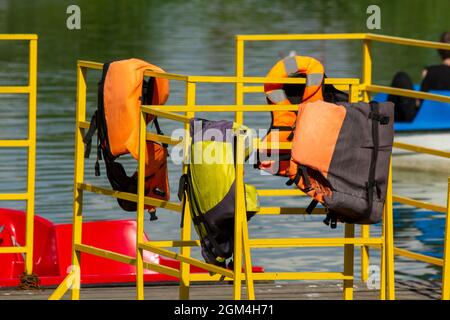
[393,132,450,174]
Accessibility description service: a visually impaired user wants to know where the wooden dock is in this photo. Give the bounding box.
[0,280,442,300]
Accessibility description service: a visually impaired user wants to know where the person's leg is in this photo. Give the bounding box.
[387,71,417,122]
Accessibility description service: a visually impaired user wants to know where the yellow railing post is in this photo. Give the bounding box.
[25,37,37,275]
[179,81,196,300]
[233,132,245,300]
[380,206,387,300]
[235,37,244,124]
[242,211,255,300]
[442,178,450,300]
[343,223,355,300]
[384,161,396,300]
[70,64,87,300]
[362,38,372,101]
[361,38,372,282]
[136,105,147,300]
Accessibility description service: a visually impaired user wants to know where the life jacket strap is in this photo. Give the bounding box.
[270,125,294,131]
[83,111,98,159]
[153,117,168,149]
[287,164,312,189]
[306,199,319,214]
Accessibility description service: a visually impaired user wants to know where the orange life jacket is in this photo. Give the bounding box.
[257,55,325,176]
[84,58,170,218]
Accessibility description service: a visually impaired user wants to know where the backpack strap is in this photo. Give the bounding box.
[323,211,337,229]
[179,170,229,265]
[178,173,189,228]
[366,101,386,218]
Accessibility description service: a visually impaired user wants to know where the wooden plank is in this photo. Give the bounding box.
[0,280,441,300]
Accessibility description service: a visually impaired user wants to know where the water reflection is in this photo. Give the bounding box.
[1,0,449,282]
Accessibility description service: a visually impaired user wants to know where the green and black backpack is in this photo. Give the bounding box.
[178,118,259,267]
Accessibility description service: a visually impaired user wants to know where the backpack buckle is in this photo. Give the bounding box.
[369,112,390,125]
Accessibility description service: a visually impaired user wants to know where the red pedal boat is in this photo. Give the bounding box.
[0,208,263,288]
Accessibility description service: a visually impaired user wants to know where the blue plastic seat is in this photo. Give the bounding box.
[373,86,450,132]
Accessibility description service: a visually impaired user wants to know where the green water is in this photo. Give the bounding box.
[1,0,450,282]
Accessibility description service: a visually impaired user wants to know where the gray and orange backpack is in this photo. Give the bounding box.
[84,58,170,219]
[286,100,394,227]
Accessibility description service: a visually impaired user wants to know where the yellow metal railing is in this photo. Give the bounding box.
[234,32,450,299]
[139,75,395,300]
[50,32,450,300]
[49,59,396,300]
[389,151,450,300]
[0,34,38,277]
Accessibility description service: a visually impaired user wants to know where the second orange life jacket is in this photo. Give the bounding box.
[257,55,349,176]
[257,55,325,176]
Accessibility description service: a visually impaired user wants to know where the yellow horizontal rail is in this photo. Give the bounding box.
[78,121,90,129]
[187,76,359,85]
[235,33,450,51]
[257,207,326,215]
[190,272,352,282]
[0,86,30,94]
[150,240,201,247]
[144,237,381,249]
[257,189,305,196]
[394,247,443,267]
[75,244,135,265]
[147,132,182,145]
[141,106,191,123]
[243,84,351,93]
[139,242,235,279]
[256,141,292,149]
[143,261,180,279]
[366,33,450,50]
[366,85,450,103]
[78,183,183,212]
[393,141,450,159]
[77,60,189,81]
[0,140,29,147]
[77,60,103,70]
[0,34,38,40]
[243,86,264,93]
[392,194,446,213]
[79,122,181,146]
[75,244,180,278]
[0,246,27,254]
[148,105,299,113]
[0,193,29,201]
[236,33,367,41]
[145,71,189,81]
[248,237,383,248]
[254,272,352,281]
